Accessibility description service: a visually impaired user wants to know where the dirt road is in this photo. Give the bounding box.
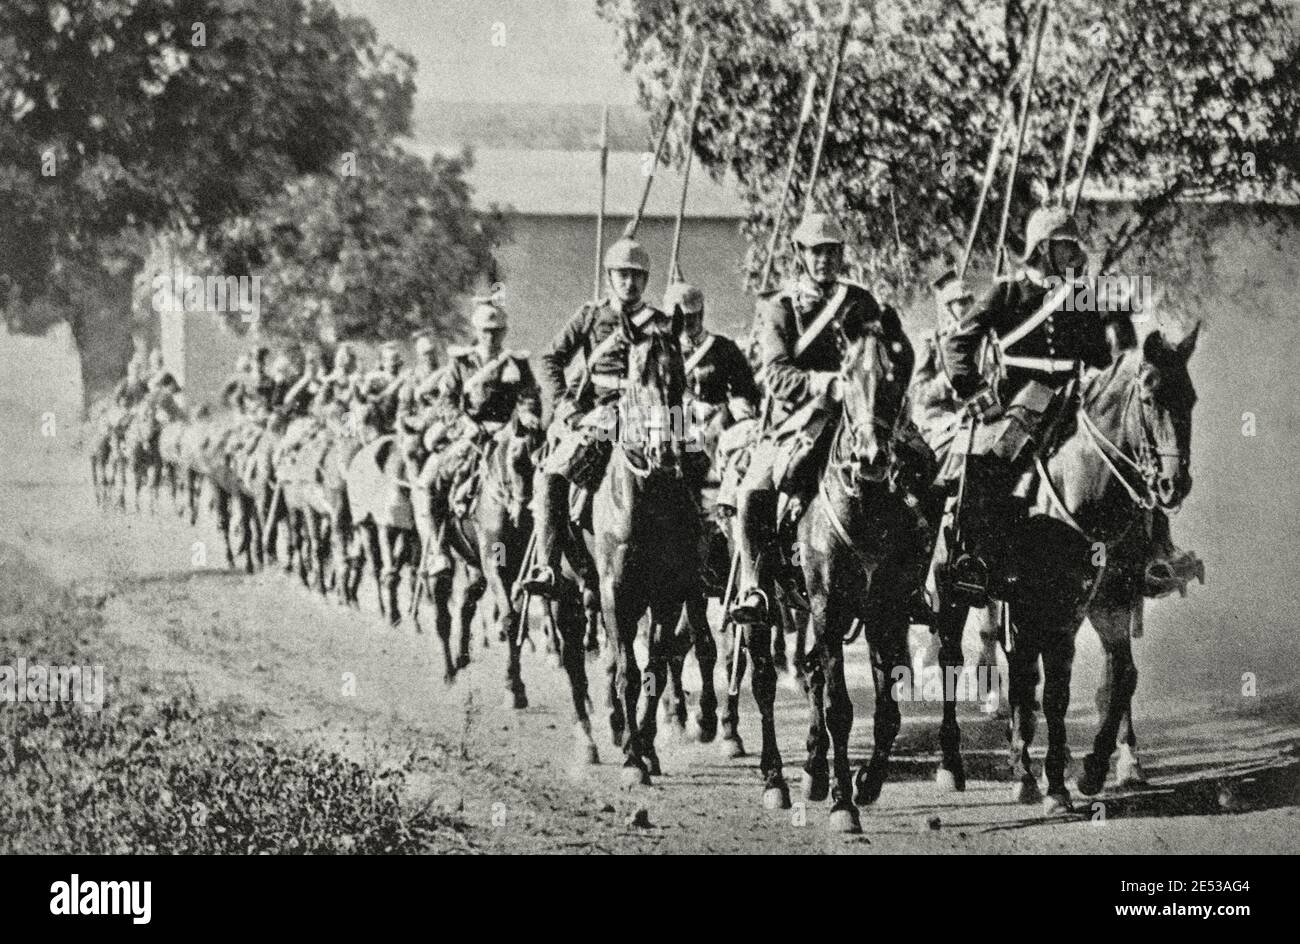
[3,414,1298,854]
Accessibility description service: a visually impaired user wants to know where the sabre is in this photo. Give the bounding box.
[992,0,1050,277]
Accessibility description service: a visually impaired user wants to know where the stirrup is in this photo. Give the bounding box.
[1144,549,1205,598]
[729,588,769,625]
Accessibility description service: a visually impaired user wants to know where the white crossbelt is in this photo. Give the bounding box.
[1002,355,1077,373]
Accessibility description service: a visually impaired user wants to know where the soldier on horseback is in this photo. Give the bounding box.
[667,281,760,468]
[728,213,913,626]
[938,205,1109,604]
[113,358,150,410]
[521,237,674,598]
[412,300,541,578]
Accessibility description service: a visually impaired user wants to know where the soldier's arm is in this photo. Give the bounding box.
[942,281,1008,400]
[879,303,916,386]
[538,305,590,410]
[757,297,814,404]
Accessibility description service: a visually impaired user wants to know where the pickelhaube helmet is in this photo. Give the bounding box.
[1021,205,1081,262]
[470,297,507,331]
[663,281,704,315]
[603,237,651,273]
[791,212,846,247]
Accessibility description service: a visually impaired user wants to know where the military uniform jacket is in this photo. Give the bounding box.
[357,369,405,433]
[444,346,539,426]
[943,273,1111,402]
[540,298,672,410]
[682,332,760,410]
[757,280,911,425]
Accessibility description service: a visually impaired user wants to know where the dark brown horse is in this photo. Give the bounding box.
[789,326,933,832]
[590,322,700,786]
[934,325,1199,813]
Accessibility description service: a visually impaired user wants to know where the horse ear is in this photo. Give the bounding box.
[1175,321,1200,360]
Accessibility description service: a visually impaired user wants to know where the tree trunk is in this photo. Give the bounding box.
[69,279,138,414]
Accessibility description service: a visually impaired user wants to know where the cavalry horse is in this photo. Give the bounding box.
[430,418,545,694]
[588,318,702,786]
[933,324,1199,812]
[780,323,934,832]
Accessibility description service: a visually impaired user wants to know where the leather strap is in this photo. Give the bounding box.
[683,333,716,375]
[794,283,850,358]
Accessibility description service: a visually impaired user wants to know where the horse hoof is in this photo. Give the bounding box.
[455,655,470,670]
[854,760,888,807]
[827,804,862,835]
[644,752,662,777]
[719,733,746,759]
[504,690,528,710]
[689,711,717,744]
[1012,775,1042,805]
[577,742,600,766]
[802,768,829,803]
[1116,749,1147,788]
[442,671,456,688]
[1043,790,1074,815]
[620,764,650,789]
[763,784,791,811]
[1077,754,1109,797]
[935,764,966,793]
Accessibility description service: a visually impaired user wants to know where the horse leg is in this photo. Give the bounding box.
[719,623,747,758]
[855,619,907,807]
[605,580,650,786]
[975,604,1005,715]
[935,600,970,792]
[459,567,484,671]
[819,627,860,834]
[802,648,829,801]
[187,471,200,526]
[430,573,458,683]
[661,613,689,740]
[1082,604,1139,794]
[684,594,718,743]
[554,580,599,766]
[356,521,384,619]
[216,491,236,569]
[1041,628,1077,813]
[746,620,789,810]
[378,525,401,623]
[582,585,602,653]
[1007,639,1042,804]
[637,603,677,777]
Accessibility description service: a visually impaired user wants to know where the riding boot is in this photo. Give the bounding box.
[730,488,777,624]
[522,472,568,597]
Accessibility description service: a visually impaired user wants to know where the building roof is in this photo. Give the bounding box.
[405,144,748,219]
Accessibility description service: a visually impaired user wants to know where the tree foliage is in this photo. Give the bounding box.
[599,0,1300,300]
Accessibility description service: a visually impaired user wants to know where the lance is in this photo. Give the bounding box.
[1070,65,1112,215]
[992,0,1050,277]
[801,0,857,220]
[1056,90,1085,199]
[958,92,1017,282]
[669,44,712,283]
[757,74,818,293]
[593,104,609,302]
[625,40,693,240]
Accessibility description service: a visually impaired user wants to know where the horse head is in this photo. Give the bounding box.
[620,318,688,475]
[834,323,910,490]
[1083,321,1199,513]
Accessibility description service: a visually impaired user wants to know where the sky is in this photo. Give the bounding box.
[337,0,641,106]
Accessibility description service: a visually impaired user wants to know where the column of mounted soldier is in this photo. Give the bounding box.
[87,0,1207,832]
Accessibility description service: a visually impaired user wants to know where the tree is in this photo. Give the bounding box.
[598,0,1300,306]
[214,147,507,342]
[0,0,416,402]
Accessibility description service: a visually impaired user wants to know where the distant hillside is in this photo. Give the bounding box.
[412,99,652,151]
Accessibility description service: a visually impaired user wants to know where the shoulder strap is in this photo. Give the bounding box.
[793,283,851,358]
[683,333,716,375]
